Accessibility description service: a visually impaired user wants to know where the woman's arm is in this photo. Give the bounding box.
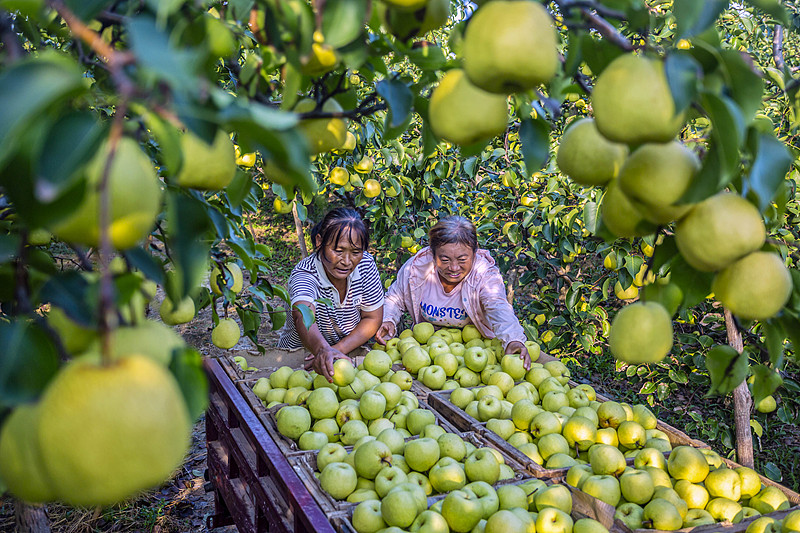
[291,301,348,380]
[478,271,530,369]
[331,306,384,354]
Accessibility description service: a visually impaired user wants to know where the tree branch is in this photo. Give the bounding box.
[0,9,26,61]
[551,0,634,51]
[773,25,786,72]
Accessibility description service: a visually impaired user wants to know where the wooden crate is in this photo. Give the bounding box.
[427,387,714,479]
[204,358,336,533]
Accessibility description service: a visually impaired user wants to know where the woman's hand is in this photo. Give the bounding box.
[375,321,397,345]
[304,346,351,382]
[504,341,531,371]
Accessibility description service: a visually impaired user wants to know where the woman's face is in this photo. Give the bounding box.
[433,242,475,286]
[318,227,364,283]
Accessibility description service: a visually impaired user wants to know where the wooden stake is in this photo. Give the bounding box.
[724,308,755,468]
[292,201,308,258]
[15,502,50,533]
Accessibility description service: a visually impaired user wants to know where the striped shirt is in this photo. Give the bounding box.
[277,251,384,350]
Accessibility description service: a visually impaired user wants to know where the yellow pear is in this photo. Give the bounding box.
[675,192,765,272]
[301,37,339,77]
[592,54,685,144]
[49,138,162,250]
[37,356,191,507]
[210,262,244,295]
[363,179,382,198]
[462,0,559,94]
[175,129,237,190]
[428,69,508,146]
[614,281,639,301]
[617,141,700,225]
[329,166,350,186]
[274,197,294,214]
[557,118,629,186]
[82,320,186,367]
[712,252,791,320]
[609,302,673,364]
[159,296,196,325]
[355,156,374,174]
[0,404,55,503]
[212,318,241,349]
[295,98,348,154]
[600,179,657,238]
[341,131,357,151]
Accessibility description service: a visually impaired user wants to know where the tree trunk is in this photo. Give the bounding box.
[506,267,519,304]
[292,202,308,258]
[15,502,50,533]
[724,308,755,468]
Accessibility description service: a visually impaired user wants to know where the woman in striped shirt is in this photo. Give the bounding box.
[277,208,384,381]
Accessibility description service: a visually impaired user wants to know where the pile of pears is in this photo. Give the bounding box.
[258,357,418,450]
[446,365,677,471]
[556,53,792,366]
[389,322,542,392]
[568,444,791,531]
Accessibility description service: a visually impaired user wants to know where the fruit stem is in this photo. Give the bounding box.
[96,98,130,365]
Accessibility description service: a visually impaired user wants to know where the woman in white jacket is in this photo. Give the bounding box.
[376,216,530,368]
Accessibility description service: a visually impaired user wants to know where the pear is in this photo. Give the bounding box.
[592,54,685,145]
[713,252,792,320]
[462,1,559,94]
[557,118,628,187]
[428,69,508,146]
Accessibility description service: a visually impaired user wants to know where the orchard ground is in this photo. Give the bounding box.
[2,208,800,531]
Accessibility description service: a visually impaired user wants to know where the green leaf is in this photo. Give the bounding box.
[669,255,714,308]
[764,320,786,368]
[703,92,745,183]
[762,462,782,482]
[40,271,98,327]
[64,0,114,20]
[741,0,790,28]
[294,302,315,329]
[750,364,782,407]
[321,0,366,48]
[0,234,19,264]
[406,44,447,71]
[127,16,200,90]
[705,344,748,396]
[124,248,165,285]
[518,117,550,176]
[718,50,765,122]
[0,320,59,405]
[750,419,763,438]
[36,112,106,201]
[169,347,208,422]
[166,193,214,301]
[665,52,701,114]
[271,309,287,330]
[673,0,729,38]
[745,133,793,213]
[376,78,413,129]
[225,171,253,210]
[0,54,86,169]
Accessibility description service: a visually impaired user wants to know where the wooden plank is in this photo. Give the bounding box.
[205,358,337,533]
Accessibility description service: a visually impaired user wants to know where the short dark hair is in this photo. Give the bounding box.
[429,216,478,254]
[310,208,369,253]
